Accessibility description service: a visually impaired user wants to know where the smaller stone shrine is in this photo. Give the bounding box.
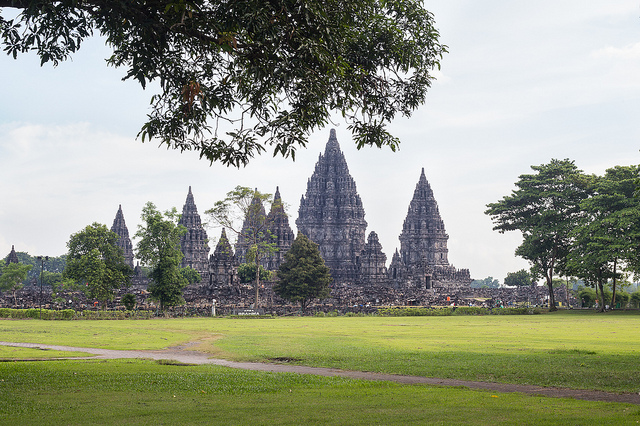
[110,205,134,269]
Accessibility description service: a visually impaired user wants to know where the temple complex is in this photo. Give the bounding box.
[104,129,470,299]
[178,187,210,280]
[110,205,134,269]
[296,129,370,284]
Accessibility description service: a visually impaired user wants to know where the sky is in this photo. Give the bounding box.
[1,1,639,283]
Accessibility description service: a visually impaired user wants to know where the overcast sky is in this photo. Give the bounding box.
[1,1,639,283]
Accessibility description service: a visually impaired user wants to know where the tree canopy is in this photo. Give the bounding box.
[135,202,190,311]
[0,262,32,305]
[485,159,589,311]
[274,232,331,311]
[64,222,131,307]
[503,269,532,287]
[1,0,446,167]
[566,166,640,311]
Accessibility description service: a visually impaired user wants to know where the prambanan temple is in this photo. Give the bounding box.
[109,130,471,296]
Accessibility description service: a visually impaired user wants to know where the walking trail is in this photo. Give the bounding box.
[1,341,639,405]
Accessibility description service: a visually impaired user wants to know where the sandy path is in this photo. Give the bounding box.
[1,341,638,405]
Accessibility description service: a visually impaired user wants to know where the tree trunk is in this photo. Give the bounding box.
[611,258,618,309]
[597,281,606,312]
[254,256,260,309]
[546,275,557,311]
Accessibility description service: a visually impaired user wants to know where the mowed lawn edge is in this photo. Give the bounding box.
[1,310,639,393]
[1,359,639,425]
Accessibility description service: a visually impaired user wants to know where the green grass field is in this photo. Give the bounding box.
[1,310,639,424]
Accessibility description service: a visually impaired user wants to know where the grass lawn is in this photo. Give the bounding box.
[1,310,638,392]
[0,345,92,359]
[1,359,638,425]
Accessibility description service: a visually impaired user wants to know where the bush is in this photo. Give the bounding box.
[121,293,136,311]
[452,306,490,316]
[377,307,453,317]
[491,307,529,315]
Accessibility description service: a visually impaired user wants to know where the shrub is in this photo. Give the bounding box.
[452,306,490,316]
[121,293,137,311]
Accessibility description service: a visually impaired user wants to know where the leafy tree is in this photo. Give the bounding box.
[121,293,136,311]
[274,233,331,312]
[3,252,67,284]
[486,159,589,311]
[577,286,598,308]
[470,277,499,289]
[238,263,272,284]
[566,166,640,311]
[180,267,202,285]
[0,0,446,167]
[504,269,533,287]
[206,186,277,308]
[64,223,131,307]
[630,291,640,309]
[0,262,32,306]
[135,202,189,311]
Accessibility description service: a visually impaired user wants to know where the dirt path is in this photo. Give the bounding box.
[2,341,639,405]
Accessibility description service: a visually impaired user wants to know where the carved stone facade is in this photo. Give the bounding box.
[110,205,134,269]
[234,191,267,266]
[264,187,295,271]
[208,228,239,292]
[389,169,471,289]
[357,232,388,286]
[296,129,369,284]
[179,187,210,279]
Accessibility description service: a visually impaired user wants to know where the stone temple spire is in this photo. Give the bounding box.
[399,168,449,267]
[179,186,210,279]
[208,228,239,291]
[111,205,134,269]
[5,245,19,265]
[235,190,267,265]
[264,186,294,270]
[296,129,367,284]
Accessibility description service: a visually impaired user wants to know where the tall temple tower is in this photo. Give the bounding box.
[399,168,449,267]
[296,129,368,284]
[110,205,134,269]
[209,228,239,291]
[234,191,267,265]
[264,187,295,271]
[390,169,470,288]
[179,187,210,279]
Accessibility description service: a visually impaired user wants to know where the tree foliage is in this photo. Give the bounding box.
[503,269,532,287]
[0,262,32,305]
[485,159,589,311]
[274,232,331,311]
[566,166,640,311]
[3,252,66,284]
[135,202,189,311]
[1,0,446,167]
[64,222,131,307]
[238,263,272,284]
[469,276,500,289]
